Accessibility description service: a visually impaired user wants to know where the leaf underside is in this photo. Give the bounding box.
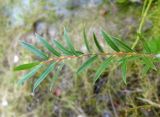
[77,55,97,74]
[112,37,134,52]
[94,56,113,83]
[50,63,64,91]
[64,28,78,55]
[101,31,120,52]
[83,29,91,52]
[18,64,43,85]
[20,41,48,60]
[93,32,104,53]
[52,39,73,55]
[35,33,61,56]
[33,62,56,92]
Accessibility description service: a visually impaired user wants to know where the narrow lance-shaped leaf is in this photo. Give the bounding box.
[52,39,73,55]
[83,29,91,52]
[141,56,157,74]
[35,33,61,56]
[50,63,64,91]
[77,55,97,74]
[18,64,43,85]
[93,32,104,53]
[75,51,84,55]
[139,34,151,53]
[112,36,134,52]
[14,62,40,71]
[142,57,156,71]
[143,65,151,74]
[64,28,78,55]
[121,59,127,84]
[101,31,120,52]
[119,56,140,62]
[33,62,56,92]
[20,41,48,60]
[94,56,113,83]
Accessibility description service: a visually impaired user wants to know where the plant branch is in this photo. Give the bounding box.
[132,0,153,49]
[42,52,155,64]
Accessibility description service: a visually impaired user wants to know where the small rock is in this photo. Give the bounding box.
[33,20,48,35]
[77,114,85,117]
[88,0,103,7]
[1,98,8,107]
[66,0,81,10]
[13,55,19,63]
[103,112,112,117]
[48,25,58,38]
[53,87,62,97]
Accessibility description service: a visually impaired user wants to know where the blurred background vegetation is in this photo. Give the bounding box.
[0,0,160,117]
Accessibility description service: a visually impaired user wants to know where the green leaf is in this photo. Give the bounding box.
[148,37,160,53]
[14,62,40,71]
[33,62,56,92]
[94,56,113,83]
[121,59,127,84]
[20,41,48,60]
[143,41,151,53]
[112,36,134,52]
[77,55,97,74]
[139,34,151,53]
[35,33,61,56]
[141,57,156,72]
[119,56,139,63]
[101,31,120,52]
[143,65,151,74]
[50,63,64,91]
[64,28,78,55]
[93,32,104,53]
[18,64,43,85]
[83,29,91,52]
[75,51,84,55]
[52,39,73,55]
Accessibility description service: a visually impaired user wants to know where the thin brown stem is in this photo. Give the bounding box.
[42,52,155,64]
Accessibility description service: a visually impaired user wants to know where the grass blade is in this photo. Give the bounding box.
[64,28,78,55]
[101,31,120,52]
[112,36,134,52]
[18,64,43,85]
[93,32,104,53]
[35,33,61,56]
[14,62,40,71]
[50,63,64,91]
[52,39,73,55]
[77,55,97,74]
[20,41,48,60]
[83,29,91,52]
[33,62,56,92]
[121,59,127,84]
[94,56,113,83]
